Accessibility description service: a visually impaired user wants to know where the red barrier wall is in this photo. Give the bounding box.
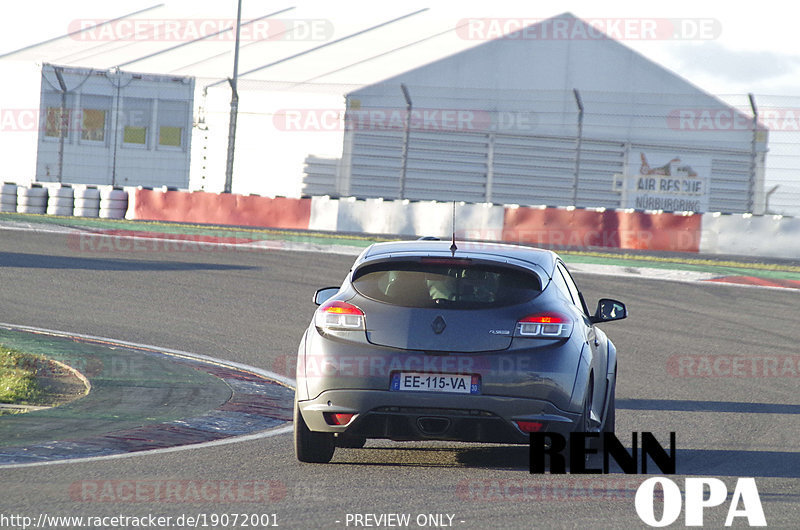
[131,190,312,230]
[128,190,701,253]
[502,207,701,252]
[616,210,701,252]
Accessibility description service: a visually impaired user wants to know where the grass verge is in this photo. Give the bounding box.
[0,344,88,416]
[0,344,43,406]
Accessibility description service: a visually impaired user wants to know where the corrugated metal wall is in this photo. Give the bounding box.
[306,129,759,213]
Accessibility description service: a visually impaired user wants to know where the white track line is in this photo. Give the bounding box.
[0,322,297,469]
[566,262,716,282]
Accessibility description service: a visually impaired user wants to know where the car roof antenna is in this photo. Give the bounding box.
[450,201,458,256]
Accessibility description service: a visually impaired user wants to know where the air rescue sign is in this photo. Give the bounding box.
[614,152,710,212]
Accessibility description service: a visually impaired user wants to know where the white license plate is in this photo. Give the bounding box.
[390,372,481,394]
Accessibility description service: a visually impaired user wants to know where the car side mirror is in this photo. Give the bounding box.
[313,287,340,306]
[590,298,627,324]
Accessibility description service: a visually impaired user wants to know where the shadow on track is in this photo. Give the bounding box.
[326,430,800,480]
[618,398,800,415]
[327,445,529,470]
[0,251,259,272]
[329,445,800,479]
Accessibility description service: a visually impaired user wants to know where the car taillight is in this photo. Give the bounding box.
[515,421,543,433]
[324,412,355,426]
[315,300,365,331]
[515,312,572,338]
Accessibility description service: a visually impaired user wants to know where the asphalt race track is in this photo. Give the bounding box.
[1,229,798,528]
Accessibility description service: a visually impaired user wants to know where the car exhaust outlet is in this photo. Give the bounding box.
[417,417,451,435]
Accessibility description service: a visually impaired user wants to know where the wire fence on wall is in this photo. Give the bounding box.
[300,84,782,215]
[26,69,800,216]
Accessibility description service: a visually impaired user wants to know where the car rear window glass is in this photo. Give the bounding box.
[352,260,542,309]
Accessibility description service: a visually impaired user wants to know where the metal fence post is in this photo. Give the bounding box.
[399,83,412,199]
[224,0,243,193]
[748,93,758,213]
[486,132,495,203]
[110,69,122,187]
[53,67,68,184]
[572,88,584,207]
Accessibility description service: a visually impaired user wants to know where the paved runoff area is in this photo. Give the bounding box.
[0,325,292,466]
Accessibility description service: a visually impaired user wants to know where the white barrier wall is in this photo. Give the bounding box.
[310,196,505,238]
[308,195,339,231]
[701,213,800,260]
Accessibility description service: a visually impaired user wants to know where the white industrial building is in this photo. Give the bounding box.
[35,63,194,187]
[0,5,768,213]
[325,14,768,213]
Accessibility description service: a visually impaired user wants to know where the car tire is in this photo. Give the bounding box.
[603,380,616,434]
[294,402,335,463]
[336,434,367,449]
[578,380,594,433]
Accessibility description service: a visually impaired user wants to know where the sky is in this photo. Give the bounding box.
[2,0,798,97]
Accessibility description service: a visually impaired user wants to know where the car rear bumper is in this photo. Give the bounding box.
[298,389,580,444]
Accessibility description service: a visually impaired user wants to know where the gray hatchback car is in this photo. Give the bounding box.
[294,240,627,463]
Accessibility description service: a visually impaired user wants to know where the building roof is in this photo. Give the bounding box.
[1,2,476,92]
[1,4,738,103]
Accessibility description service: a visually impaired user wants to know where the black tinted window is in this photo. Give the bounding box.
[352,261,542,309]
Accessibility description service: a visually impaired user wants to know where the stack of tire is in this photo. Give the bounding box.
[73,187,101,218]
[99,187,128,219]
[17,184,48,214]
[46,185,74,216]
[1,182,17,212]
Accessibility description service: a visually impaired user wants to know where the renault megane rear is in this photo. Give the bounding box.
[294,240,626,463]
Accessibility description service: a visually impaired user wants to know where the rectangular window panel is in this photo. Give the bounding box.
[81,108,106,141]
[159,126,182,147]
[79,95,111,143]
[122,98,151,146]
[157,99,189,149]
[41,91,75,140]
[123,126,147,144]
[45,107,70,138]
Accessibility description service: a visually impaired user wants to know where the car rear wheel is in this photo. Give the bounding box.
[603,380,616,434]
[571,381,600,468]
[578,380,594,433]
[294,403,335,463]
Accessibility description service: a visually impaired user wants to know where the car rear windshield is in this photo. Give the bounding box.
[352,260,542,309]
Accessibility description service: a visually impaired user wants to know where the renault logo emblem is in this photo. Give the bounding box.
[431,315,446,334]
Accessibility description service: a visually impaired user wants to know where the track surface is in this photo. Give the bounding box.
[1,230,798,528]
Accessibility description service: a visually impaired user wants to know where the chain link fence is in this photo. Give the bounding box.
[12,69,800,216]
[197,80,798,216]
[297,83,780,215]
